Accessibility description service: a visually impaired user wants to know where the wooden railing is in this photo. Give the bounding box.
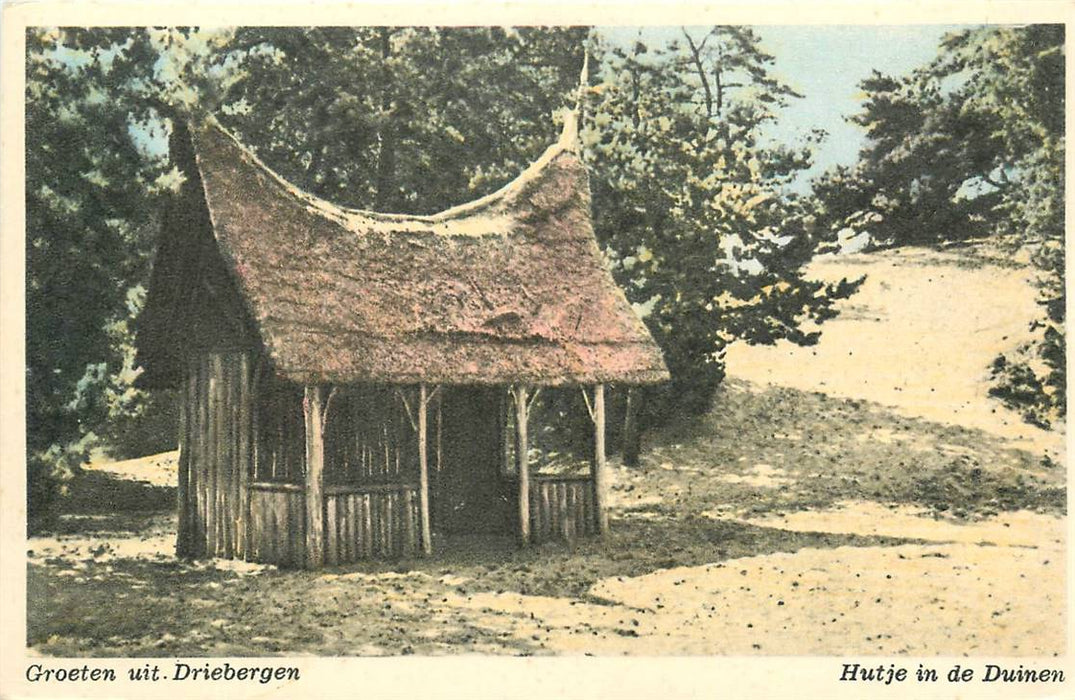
[324,483,420,564]
[247,482,306,567]
[246,481,420,566]
[528,475,597,544]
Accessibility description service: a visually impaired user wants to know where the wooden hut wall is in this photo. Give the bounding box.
[177,350,254,560]
[247,483,306,567]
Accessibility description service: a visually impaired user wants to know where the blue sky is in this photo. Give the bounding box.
[601,25,965,190]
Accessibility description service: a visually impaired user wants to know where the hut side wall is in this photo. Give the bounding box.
[180,364,423,566]
[177,350,254,560]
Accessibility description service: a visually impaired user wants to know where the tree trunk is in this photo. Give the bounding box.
[374,28,397,211]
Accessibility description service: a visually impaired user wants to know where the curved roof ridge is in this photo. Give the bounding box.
[198,111,581,236]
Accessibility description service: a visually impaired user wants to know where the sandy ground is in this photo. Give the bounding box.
[28,244,1066,657]
[726,246,1064,459]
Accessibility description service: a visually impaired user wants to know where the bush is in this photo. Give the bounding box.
[27,432,96,532]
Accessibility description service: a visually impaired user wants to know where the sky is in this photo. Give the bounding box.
[601,25,965,191]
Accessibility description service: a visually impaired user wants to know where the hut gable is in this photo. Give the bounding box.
[139,116,669,387]
[136,122,260,389]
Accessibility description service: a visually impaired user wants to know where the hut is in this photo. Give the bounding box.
[135,111,668,569]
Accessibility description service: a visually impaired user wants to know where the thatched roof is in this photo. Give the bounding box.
[138,115,668,387]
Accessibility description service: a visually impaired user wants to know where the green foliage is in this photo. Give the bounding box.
[26,25,858,504]
[24,28,220,519]
[216,27,587,212]
[813,25,1064,426]
[585,28,860,416]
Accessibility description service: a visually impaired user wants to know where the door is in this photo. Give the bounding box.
[433,386,513,534]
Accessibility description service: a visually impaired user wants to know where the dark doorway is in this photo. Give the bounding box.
[433,386,514,535]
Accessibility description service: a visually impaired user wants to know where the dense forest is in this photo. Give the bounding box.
[26,26,1063,522]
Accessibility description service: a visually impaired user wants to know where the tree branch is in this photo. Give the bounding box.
[682,28,714,119]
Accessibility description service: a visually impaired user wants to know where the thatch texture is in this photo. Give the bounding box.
[140,118,668,387]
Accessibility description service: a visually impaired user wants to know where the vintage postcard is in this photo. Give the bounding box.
[1,1,1071,698]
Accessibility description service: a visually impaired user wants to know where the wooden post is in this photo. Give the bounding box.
[515,385,531,546]
[304,384,326,569]
[417,383,433,555]
[622,386,641,468]
[502,392,513,475]
[593,384,609,536]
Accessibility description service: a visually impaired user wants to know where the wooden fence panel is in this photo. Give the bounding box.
[528,476,597,544]
[322,484,420,563]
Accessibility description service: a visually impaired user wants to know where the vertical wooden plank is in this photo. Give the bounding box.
[593,384,609,536]
[371,494,380,558]
[381,493,390,557]
[221,354,232,559]
[176,366,191,557]
[326,496,338,566]
[578,482,588,536]
[250,492,262,562]
[200,357,211,555]
[290,491,301,568]
[502,392,513,476]
[268,491,279,566]
[338,495,348,564]
[574,483,584,539]
[381,494,390,557]
[294,492,306,569]
[384,493,392,557]
[238,353,251,560]
[283,492,293,568]
[210,354,223,557]
[223,355,235,559]
[290,490,303,572]
[386,491,395,558]
[550,481,560,541]
[248,491,257,562]
[565,482,576,542]
[189,360,201,555]
[417,384,432,555]
[348,494,358,563]
[304,385,326,568]
[264,491,276,565]
[541,482,551,542]
[192,359,202,555]
[515,385,530,546]
[204,357,217,556]
[258,492,268,562]
[359,494,367,563]
[269,492,279,565]
[363,494,373,558]
[528,482,538,544]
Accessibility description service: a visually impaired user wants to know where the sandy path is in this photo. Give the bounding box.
[421,505,1065,656]
[725,247,1064,458]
